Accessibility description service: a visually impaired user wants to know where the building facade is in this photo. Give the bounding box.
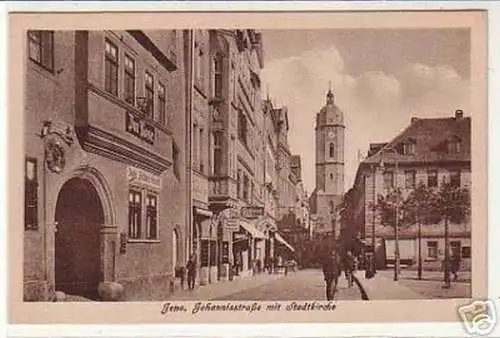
[310,89,345,239]
[24,30,186,301]
[346,110,472,271]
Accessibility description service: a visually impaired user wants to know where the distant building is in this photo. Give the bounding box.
[346,110,471,270]
[310,89,345,239]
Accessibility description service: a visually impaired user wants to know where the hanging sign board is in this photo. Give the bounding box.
[241,206,264,219]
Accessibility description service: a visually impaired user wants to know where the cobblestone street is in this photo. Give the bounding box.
[167,269,363,301]
[216,269,362,301]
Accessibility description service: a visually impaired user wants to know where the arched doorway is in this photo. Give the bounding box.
[54,177,103,300]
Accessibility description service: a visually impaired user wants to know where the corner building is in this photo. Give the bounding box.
[24,30,187,301]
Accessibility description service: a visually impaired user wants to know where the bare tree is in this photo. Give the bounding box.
[431,180,470,288]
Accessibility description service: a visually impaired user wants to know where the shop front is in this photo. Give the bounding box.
[234,220,267,278]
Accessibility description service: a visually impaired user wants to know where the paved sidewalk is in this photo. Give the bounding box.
[166,272,286,301]
[360,271,425,300]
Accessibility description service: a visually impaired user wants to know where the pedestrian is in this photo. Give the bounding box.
[451,251,461,282]
[344,251,357,288]
[186,253,197,290]
[322,249,341,301]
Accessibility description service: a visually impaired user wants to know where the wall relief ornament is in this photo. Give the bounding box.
[45,139,66,173]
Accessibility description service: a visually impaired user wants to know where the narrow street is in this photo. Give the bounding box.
[215,269,362,301]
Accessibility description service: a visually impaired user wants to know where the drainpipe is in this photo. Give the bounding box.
[185,29,194,267]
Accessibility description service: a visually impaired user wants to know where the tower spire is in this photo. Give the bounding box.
[326,81,334,105]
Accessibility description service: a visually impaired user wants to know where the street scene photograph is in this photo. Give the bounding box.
[23,26,473,303]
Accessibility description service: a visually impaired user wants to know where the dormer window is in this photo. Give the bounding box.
[400,139,416,155]
[448,137,461,154]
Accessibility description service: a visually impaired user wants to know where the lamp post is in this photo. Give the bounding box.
[371,164,377,275]
[379,148,400,282]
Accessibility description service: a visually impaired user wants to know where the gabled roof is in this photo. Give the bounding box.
[363,115,471,166]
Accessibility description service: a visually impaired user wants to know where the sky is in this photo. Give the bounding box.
[260,29,471,195]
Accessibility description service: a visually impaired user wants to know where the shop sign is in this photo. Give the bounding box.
[224,218,240,231]
[126,111,155,144]
[127,166,161,189]
[241,206,264,219]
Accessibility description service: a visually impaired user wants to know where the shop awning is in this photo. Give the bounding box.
[240,220,267,240]
[194,207,213,218]
[275,233,295,252]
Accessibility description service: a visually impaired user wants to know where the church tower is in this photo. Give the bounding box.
[312,86,345,236]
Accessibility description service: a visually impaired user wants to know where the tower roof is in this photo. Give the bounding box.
[317,88,344,126]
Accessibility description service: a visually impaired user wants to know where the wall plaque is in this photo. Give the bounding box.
[125,111,155,144]
[127,166,162,189]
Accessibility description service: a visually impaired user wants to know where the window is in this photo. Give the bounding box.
[25,157,38,231]
[450,240,461,258]
[428,170,438,187]
[195,44,204,88]
[329,143,335,158]
[238,110,248,147]
[199,128,204,172]
[237,169,242,198]
[383,171,394,189]
[158,82,166,124]
[448,139,461,154]
[128,189,159,240]
[450,169,461,187]
[427,241,438,259]
[124,54,135,105]
[214,54,223,99]
[405,170,416,189]
[145,72,154,118]
[402,141,416,155]
[105,39,118,96]
[213,132,223,176]
[173,141,180,179]
[193,124,198,170]
[231,62,236,101]
[28,31,54,71]
[462,246,471,259]
[145,194,158,239]
[128,190,142,239]
[243,175,249,201]
[330,173,334,180]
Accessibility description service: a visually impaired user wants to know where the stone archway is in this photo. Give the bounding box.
[53,166,117,300]
[54,177,103,299]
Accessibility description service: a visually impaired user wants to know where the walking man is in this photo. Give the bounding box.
[322,249,341,301]
[186,253,197,290]
[344,251,357,288]
[451,250,461,282]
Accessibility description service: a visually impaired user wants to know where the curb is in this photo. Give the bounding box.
[352,275,370,300]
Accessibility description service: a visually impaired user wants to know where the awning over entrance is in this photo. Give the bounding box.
[275,233,295,252]
[194,207,213,218]
[240,220,267,240]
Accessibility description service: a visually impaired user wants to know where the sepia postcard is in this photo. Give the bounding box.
[8,9,488,326]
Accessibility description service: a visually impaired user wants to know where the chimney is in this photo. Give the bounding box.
[455,109,464,119]
[411,117,419,124]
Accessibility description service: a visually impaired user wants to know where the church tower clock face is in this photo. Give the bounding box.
[328,131,335,139]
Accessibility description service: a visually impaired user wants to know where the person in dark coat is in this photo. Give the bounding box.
[186,253,197,290]
[450,251,461,282]
[322,250,342,301]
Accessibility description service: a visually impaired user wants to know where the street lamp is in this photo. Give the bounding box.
[379,147,400,282]
[371,164,377,276]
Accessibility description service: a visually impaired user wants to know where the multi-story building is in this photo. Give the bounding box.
[184,29,216,286]
[201,29,273,279]
[24,30,186,301]
[346,110,471,271]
